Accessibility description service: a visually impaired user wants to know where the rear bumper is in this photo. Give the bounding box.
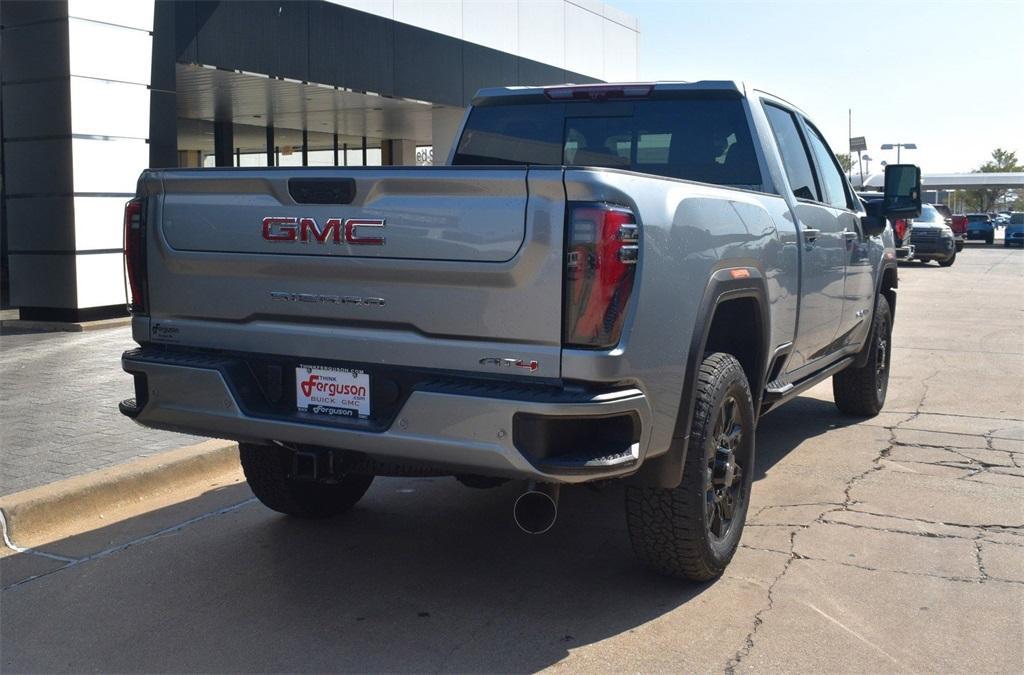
[121,347,653,484]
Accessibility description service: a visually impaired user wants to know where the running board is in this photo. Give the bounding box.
[760,356,854,415]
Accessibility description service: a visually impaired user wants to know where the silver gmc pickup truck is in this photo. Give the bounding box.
[120,81,921,581]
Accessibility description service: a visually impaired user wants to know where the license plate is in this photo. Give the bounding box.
[296,365,370,419]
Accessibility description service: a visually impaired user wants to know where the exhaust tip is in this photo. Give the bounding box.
[513,488,558,535]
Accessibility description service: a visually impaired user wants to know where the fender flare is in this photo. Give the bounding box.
[630,266,771,489]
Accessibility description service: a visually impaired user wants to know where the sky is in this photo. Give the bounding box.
[609,0,1023,174]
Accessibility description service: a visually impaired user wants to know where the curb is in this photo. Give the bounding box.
[0,439,240,546]
[0,316,132,334]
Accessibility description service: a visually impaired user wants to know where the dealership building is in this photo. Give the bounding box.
[0,0,639,320]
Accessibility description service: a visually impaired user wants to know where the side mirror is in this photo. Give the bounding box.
[883,164,921,218]
[860,199,888,237]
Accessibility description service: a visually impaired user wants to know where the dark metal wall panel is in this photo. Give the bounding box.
[309,2,395,97]
[151,1,179,168]
[516,59,568,88]
[151,0,178,92]
[393,23,463,106]
[170,2,606,107]
[0,0,68,28]
[172,0,198,63]
[5,196,76,252]
[1,80,72,139]
[2,138,74,196]
[462,44,518,107]
[150,90,178,169]
[7,253,77,307]
[0,20,70,83]
[192,1,310,80]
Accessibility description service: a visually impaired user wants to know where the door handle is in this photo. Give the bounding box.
[802,228,820,242]
[842,228,858,240]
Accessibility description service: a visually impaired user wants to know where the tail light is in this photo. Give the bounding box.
[123,197,147,313]
[894,218,908,243]
[563,203,639,349]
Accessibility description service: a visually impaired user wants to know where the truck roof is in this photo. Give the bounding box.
[471,80,746,106]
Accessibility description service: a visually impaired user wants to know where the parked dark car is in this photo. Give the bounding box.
[965,214,995,244]
[906,204,957,266]
[1005,212,1024,247]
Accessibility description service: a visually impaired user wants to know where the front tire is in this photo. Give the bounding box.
[986,234,994,245]
[239,443,374,518]
[625,353,755,581]
[833,294,892,416]
[938,250,956,267]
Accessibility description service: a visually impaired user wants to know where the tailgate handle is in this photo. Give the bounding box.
[288,178,356,204]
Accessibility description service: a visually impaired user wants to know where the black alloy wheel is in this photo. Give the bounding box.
[706,394,747,542]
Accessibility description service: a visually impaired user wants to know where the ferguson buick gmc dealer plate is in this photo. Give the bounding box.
[296,365,370,418]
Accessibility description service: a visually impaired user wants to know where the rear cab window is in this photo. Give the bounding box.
[452,96,763,190]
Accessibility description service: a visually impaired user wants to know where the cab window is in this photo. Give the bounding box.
[763,104,819,201]
[803,121,852,210]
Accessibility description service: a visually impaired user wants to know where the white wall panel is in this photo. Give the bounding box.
[71,138,149,194]
[564,2,604,80]
[329,0,395,20]
[567,0,604,17]
[74,197,126,251]
[68,18,152,85]
[330,0,637,81]
[394,0,463,39]
[76,252,125,308]
[517,0,565,70]
[67,0,154,31]
[600,1,637,30]
[70,77,150,139]
[602,21,637,83]
[463,0,518,55]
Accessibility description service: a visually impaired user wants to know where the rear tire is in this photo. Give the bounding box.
[833,294,892,417]
[625,353,755,581]
[239,443,374,518]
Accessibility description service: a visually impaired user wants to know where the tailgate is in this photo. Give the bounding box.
[140,166,566,378]
[160,168,528,262]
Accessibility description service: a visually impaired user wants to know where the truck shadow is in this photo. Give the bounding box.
[2,395,843,672]
[754,394,865,480]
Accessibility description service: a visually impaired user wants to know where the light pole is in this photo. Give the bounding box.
[881,142,917,163]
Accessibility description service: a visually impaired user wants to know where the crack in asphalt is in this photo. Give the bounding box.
[728,368,1024,670]
[725,529,803,674]
[726,429,896,672]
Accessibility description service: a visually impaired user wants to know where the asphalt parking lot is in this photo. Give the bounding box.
[2,244,1022,673]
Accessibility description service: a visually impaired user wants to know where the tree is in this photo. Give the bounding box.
[959,148,1022,213]
[836,153,853,174]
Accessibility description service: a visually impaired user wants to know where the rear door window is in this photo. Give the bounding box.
[453,97,763,189]
[763,104,819,201]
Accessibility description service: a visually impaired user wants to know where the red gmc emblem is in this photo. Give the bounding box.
[262,217,385,245]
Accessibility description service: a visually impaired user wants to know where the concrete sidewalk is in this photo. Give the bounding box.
[0,327,201,496]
